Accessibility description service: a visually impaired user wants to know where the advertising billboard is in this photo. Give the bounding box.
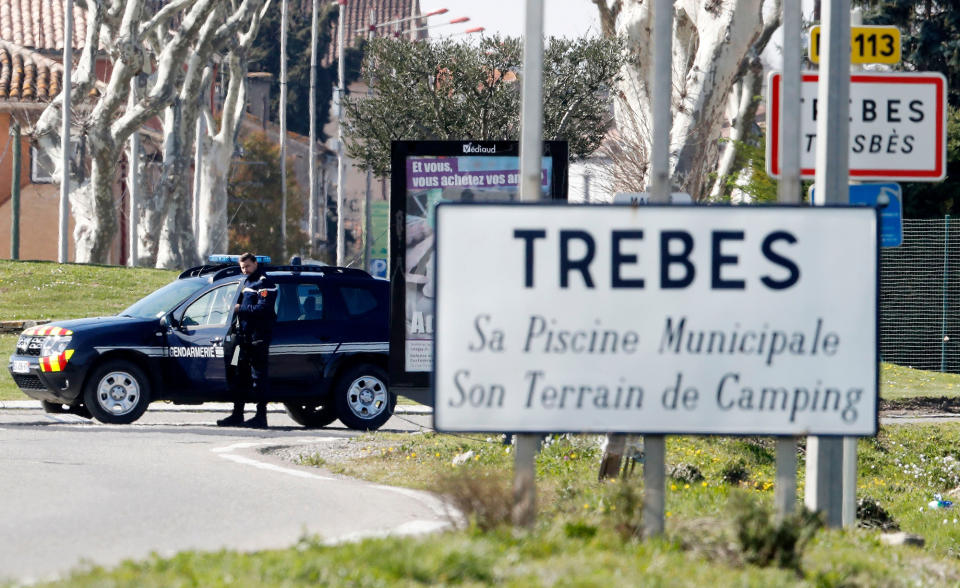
[390,140,568,389]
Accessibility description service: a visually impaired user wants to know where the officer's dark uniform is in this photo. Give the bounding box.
[219,267,277,427]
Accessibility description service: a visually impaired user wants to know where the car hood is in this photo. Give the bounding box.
[22,316,154,336]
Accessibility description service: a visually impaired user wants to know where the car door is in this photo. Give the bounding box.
[165,282,240,397]
[268,280,328,396]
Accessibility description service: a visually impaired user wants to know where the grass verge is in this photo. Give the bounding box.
[0,259,177,321]
[0,260,178,401]
[880,362,960,400]
[32,423,960,587]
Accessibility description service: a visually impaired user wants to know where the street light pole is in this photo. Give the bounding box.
[128,77,141,267]
[308,0,319,257]
[356,8,448,34]
[279,0,289,260]
[335,0,346,267]
[58,0,73,263]
[406,16,469,36]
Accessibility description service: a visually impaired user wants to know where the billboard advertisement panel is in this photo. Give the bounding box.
[390,140,568,389]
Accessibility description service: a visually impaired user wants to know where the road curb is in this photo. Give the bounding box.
[0,399,434,415]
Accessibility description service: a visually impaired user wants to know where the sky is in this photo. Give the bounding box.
[417,0,602,40]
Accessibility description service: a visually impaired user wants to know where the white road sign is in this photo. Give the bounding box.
[434,204,879,435]
[766,71,947,181]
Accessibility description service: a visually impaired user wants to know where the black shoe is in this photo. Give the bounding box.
[217,413,245,427]
[242,413,268,429]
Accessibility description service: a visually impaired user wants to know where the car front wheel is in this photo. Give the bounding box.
[334,364,394,431]
[285,403,339,428]
[83,360,151,424]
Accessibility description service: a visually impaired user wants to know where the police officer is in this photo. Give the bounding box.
[217,253,277,428]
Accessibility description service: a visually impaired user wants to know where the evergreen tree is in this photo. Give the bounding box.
[249,1,364,139]
[343,35,626,177]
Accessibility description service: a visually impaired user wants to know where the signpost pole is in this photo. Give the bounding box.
[840,7,866,529]
[807,0,850,529]
[774,0,802,523]
[513,0,544,529]
[643,0,673,538]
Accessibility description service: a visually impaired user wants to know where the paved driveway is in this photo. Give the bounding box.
[0,406,442,584]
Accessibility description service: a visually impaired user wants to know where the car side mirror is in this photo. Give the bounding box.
[161,313,180,330]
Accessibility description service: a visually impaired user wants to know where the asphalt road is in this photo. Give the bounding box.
[0,406,441,585]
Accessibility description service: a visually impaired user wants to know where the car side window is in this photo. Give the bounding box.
[276,282,324,322]
[338,286,379,318]
[180,284,238,327]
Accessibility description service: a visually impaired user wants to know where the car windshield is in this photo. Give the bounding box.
[119,279,209,319]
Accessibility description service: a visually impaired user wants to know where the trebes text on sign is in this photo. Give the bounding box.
[766,71,947,181]
[433,204,878,435]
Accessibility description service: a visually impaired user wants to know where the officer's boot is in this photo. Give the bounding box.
[243,403,268,429]
[217,403,245,427]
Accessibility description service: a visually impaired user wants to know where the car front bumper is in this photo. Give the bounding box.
[8,354,82,404]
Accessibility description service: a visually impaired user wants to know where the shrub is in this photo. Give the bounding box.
[729,491,822,572]
[857,497,899,531]
[721,460,750,485]
[598,476,645,540]
[434,467,513,531]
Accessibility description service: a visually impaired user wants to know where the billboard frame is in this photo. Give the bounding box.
[389,140,569,391]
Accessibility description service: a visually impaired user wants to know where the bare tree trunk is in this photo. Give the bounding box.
[196,0,273,260]
[155,99,201,269]
[608,0,774,201]
[30,0,233,264]
[197,139,234,258]
[152,0,272,268]
[709,56,764,200]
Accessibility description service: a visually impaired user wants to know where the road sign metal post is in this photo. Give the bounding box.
[643,0,674,538]
[775,0,802,521]
[513,0,544,529]
[807,0,850,529]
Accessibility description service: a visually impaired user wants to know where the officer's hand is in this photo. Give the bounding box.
[235,304,240,312]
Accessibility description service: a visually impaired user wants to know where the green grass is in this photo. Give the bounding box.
[881,362,960,400]
[34,426,960,587]
[0,259,177,321]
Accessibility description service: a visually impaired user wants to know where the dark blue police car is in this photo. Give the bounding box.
[7,257,394,430]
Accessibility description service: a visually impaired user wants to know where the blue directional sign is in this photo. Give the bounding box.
[811,183,902,248]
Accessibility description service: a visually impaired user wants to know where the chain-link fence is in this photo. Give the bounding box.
[881,218,960,372]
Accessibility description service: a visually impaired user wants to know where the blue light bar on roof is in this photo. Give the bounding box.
[208,254,272,264]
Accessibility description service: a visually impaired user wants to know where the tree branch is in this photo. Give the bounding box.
[591,0,622,38]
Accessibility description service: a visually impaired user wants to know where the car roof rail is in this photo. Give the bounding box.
[178,263,232,279]
[180,264,373,282]
[267,264,372,278]
[211,265,244,281]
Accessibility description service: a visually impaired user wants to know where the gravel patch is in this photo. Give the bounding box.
[264,437,401,467]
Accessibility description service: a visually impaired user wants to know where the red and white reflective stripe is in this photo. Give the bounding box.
[39,349,74,373]
[22,326,72,337]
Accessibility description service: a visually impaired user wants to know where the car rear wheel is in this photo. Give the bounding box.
[334,364,394,431]
[284,403,338,428]
[83,360,151,424]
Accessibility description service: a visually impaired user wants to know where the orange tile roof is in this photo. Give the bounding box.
[0,39,61,102]
[0,0,85,52]
[323,0,426,67]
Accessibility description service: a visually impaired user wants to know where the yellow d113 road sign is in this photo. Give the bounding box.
[809,25,900,64]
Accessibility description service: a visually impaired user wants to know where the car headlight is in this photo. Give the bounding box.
[41,335,72,357]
